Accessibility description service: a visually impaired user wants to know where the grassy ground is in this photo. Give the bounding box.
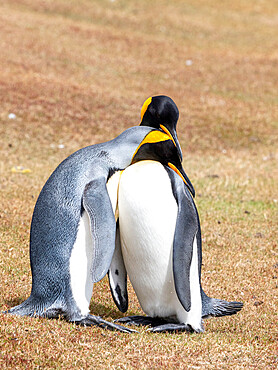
[0,0,277,368]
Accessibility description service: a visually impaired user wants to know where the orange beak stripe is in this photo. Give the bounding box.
[167,162,188,186]
[160,124,176,148]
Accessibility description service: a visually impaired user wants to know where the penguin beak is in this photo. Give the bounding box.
[160,125,183,161]
[167,162,195,198]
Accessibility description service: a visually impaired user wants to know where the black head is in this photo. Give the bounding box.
[132,130,195,197]
[140,95,182,160]
[140,95,179,129]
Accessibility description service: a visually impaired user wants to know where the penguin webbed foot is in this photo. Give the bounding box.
[116,316,199,333]
[74,314,138,333]
[147,323,194,333]
[115,315,168,327]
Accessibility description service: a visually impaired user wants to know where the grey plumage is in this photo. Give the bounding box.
[6,126,158,332]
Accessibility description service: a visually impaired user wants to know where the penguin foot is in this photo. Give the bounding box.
[116,317,198,333]
[147,323,194,333]
[115,315,168,327]
[75,314,138,333]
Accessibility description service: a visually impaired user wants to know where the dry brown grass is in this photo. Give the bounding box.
[0,0,277,368]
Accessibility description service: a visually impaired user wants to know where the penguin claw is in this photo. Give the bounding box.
[147,323,194,333]
[76,314,138,333]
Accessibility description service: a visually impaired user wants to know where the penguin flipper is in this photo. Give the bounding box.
[108,222,128,313]
[166,168,199,313]
[83,178,117,283]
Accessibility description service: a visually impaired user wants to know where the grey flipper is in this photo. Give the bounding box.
[190,181,243,318]
[165,167,199,312]
[179,175,244,318]
[166,168,243,317]
[108,222,128,312]
[82,177,117,283]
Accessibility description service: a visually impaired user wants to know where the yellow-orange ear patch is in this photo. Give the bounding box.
[140,97,152,121]
[132,130,170,161]
[141,130,170,144]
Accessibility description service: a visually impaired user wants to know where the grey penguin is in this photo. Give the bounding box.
[108,99,243,333]
[6,96,193,333]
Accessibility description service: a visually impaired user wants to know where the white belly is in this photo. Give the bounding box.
[118,161,180,319]
[69,171,122,317]
[118,161,202,330]
[70,211,94,317]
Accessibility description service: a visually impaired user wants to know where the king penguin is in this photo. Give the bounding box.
[109,97,243,333]
[6,96,193,333]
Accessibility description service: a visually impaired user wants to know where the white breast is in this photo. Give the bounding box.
[118,161,203,331]
[69,211,94,317]
[118,161,180,319]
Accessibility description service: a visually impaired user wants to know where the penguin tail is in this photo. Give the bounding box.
[4,299,39,317]
[201,290,243,319]
[4,295,84,321]
[4,296,53,318]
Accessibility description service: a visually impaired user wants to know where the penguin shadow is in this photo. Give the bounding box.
[4,297,25,309]
[89,301,140,321]
[89,302,119,319]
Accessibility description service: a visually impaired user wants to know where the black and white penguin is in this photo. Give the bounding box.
[109,98,243,333]
[6,96,191,333]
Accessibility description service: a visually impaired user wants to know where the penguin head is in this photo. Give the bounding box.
[140,95,182,161]
[132,130,195,197]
